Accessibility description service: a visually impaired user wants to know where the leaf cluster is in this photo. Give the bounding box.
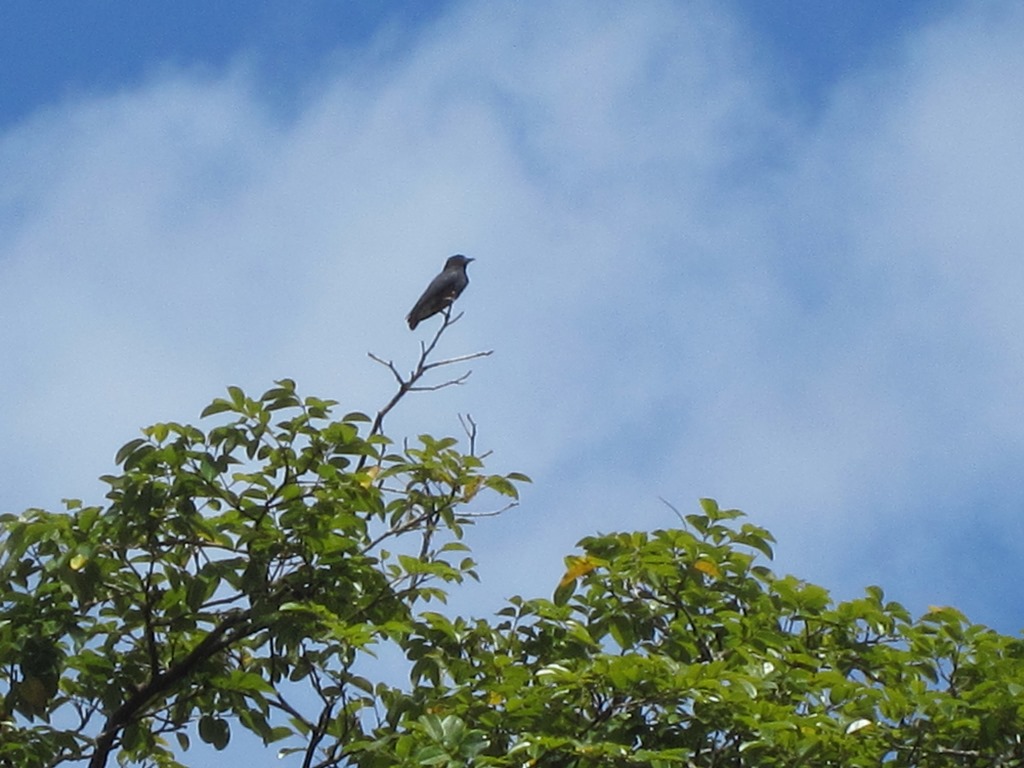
[352,500,1024,767]
[3,375,1024,768]
[0,380,526,768]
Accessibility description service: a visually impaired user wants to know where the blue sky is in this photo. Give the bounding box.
[3,0,1024,762]
[2,1,949,129]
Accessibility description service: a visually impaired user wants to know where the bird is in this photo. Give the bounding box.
[406,254,474,330]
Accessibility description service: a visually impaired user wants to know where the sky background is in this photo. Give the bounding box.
[3,0,1024,763]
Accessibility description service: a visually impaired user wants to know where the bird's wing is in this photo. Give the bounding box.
[407,271,453,325]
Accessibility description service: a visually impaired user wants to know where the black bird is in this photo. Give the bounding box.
[406,254,474,330]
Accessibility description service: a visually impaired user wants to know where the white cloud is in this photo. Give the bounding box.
[647,1,1024,619]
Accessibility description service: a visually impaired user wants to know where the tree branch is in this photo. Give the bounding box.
[361,309,493,466]
[88,609,261,768]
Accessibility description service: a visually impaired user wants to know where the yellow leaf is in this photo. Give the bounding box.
[558,555,601,588]
[462,476,483,502]
[359,465,380,489]
[69,553,88,571]
[694,559,721,579]
[487,691,504,706]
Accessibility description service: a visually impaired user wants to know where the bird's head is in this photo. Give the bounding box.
[445,254,474,269]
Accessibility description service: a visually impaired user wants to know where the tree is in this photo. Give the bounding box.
[3,319,1024,767]
[0,315,524,768]
[353,501,1024,767]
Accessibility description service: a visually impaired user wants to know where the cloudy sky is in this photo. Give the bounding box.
[3,0,1024,759]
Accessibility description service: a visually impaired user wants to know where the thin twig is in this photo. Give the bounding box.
[420,350,493,371]
[658,496,687,525]
[365,353,405,386]
[456,502,519,518]
[408,370,475,392]
[458,413,478,456]
[302,663,337,768]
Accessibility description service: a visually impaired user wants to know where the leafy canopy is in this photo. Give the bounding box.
[2,383,1023,768]
[0,380,526,768]
[366,500,1024,767]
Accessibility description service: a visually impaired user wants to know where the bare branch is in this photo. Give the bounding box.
[421,349,493,371]
[457,502,519,519]
[366,353,405,386]
[408,370,473,392]
[361,307,492,467]
[458,413,478,455]
[658,497,687,525]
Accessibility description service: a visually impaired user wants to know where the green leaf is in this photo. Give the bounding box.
[608,615,636,649]
[200,398,234,418]
[552,578,575,606]
[198,715,231,750]
[148,422,170,443]
[227,385,246,408]
[114,437,147,465]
